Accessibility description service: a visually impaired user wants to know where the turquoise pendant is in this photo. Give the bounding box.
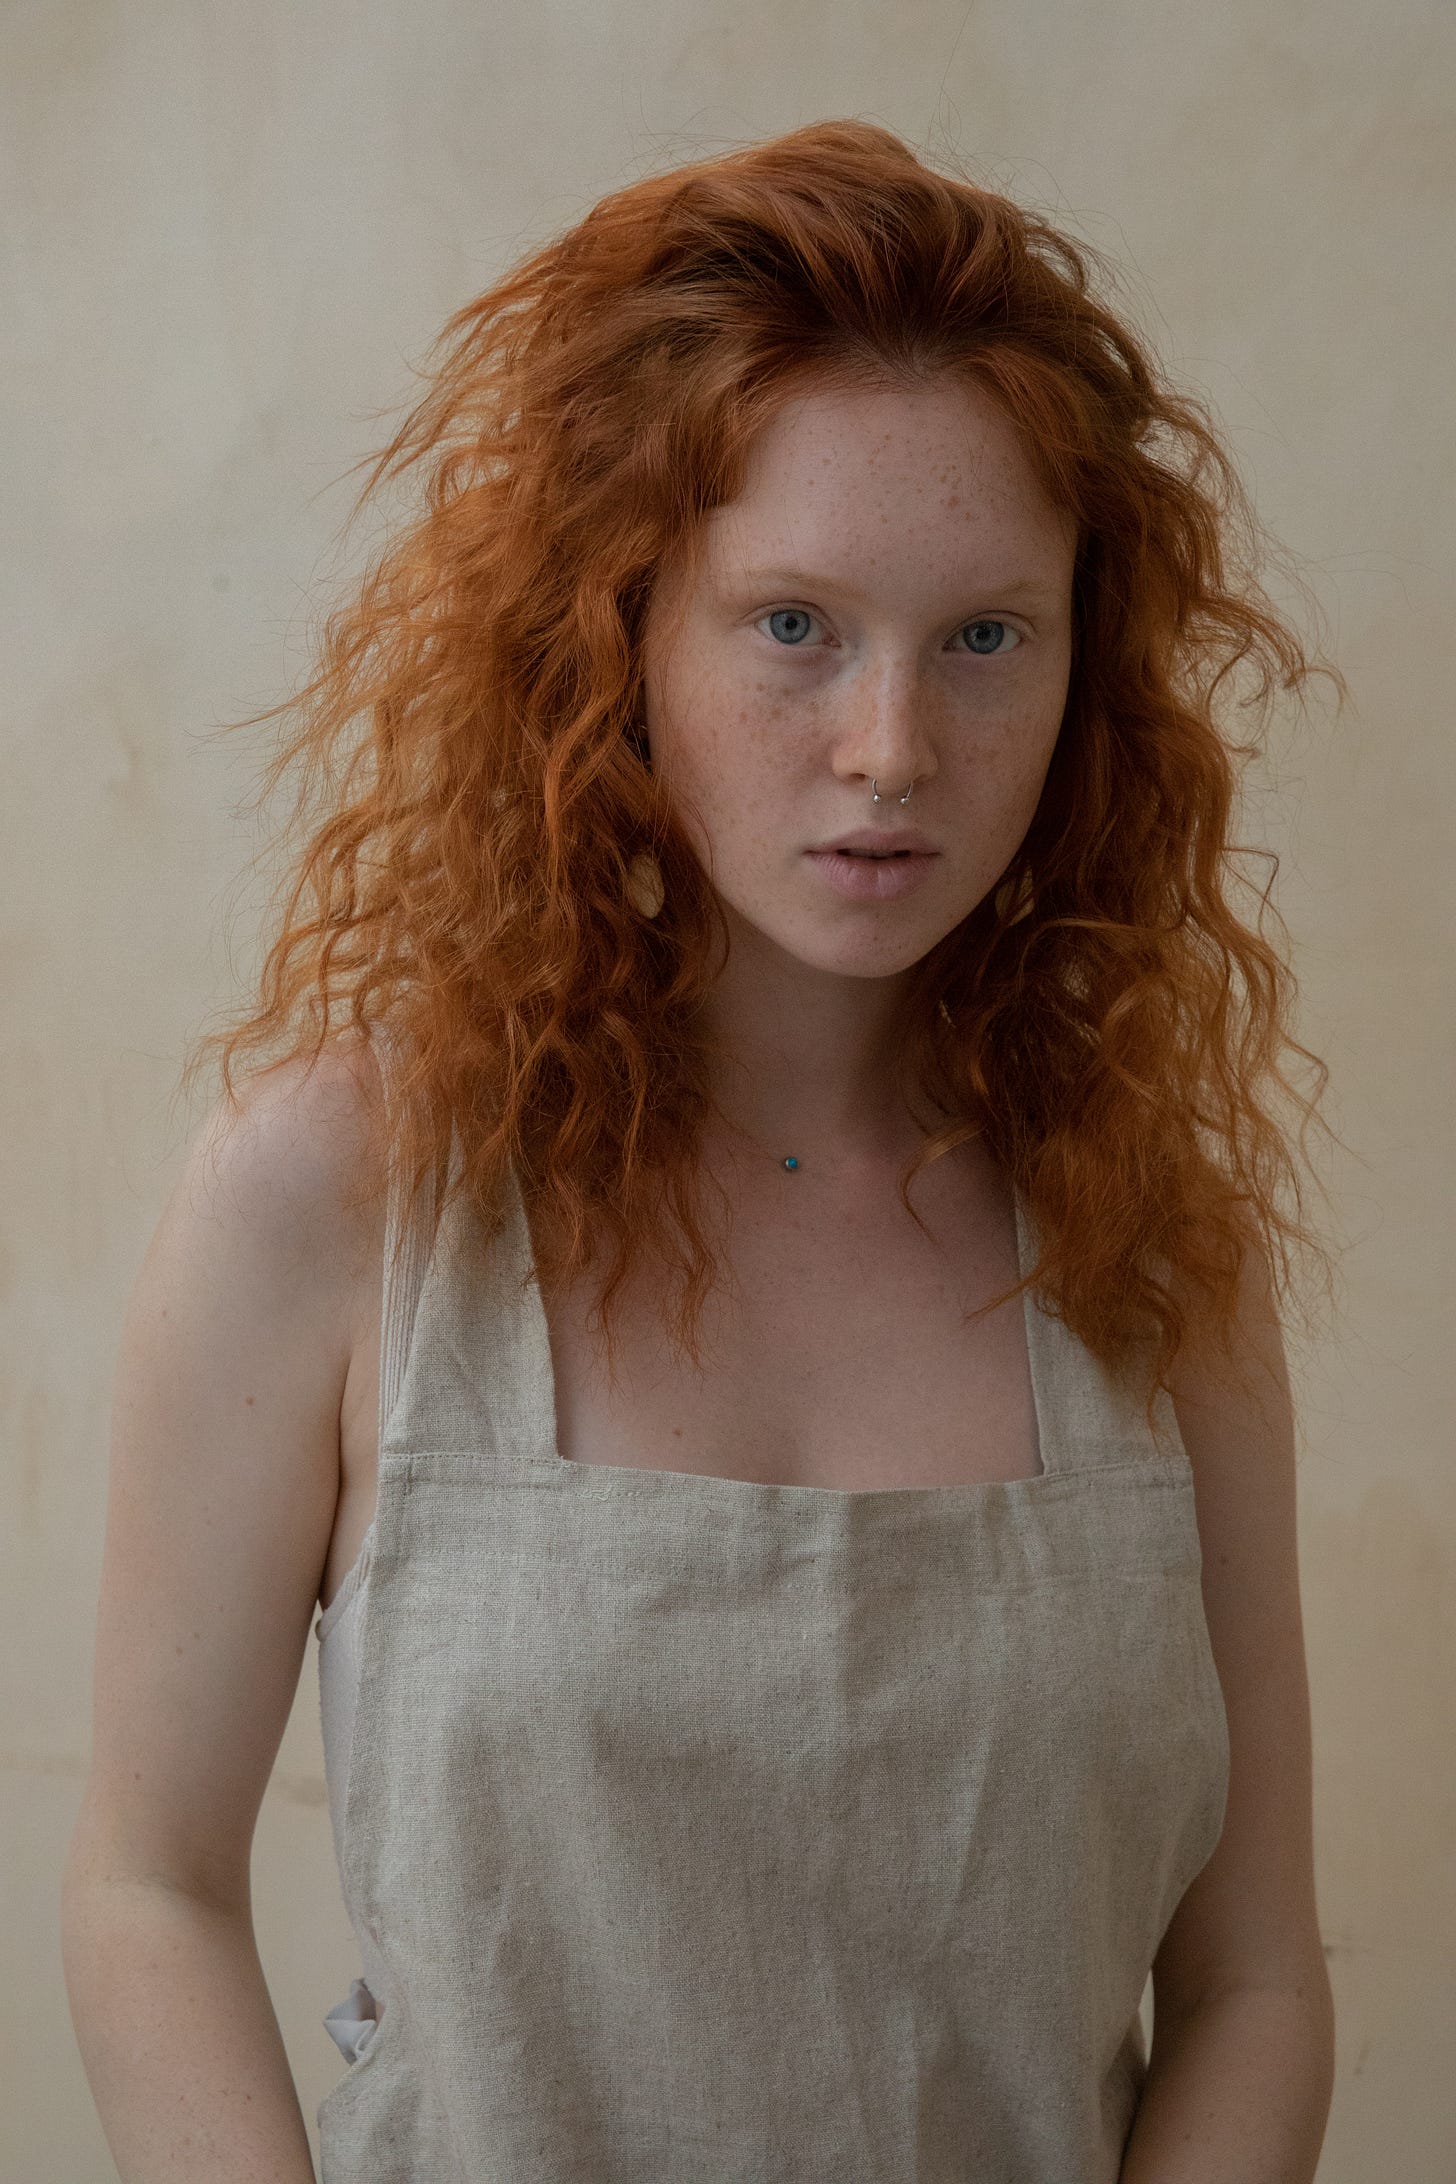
[782,1156,799,1170]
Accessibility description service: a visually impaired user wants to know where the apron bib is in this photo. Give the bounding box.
[316,1118,1228,2182]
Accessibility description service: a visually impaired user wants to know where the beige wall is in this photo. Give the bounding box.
[8,3,1451,2175]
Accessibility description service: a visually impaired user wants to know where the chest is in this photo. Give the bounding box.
[327,1140,1042,1614]
[539,1142,1043,1492]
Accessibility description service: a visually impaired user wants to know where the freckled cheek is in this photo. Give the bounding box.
[654,689,776,867]
[718,702,820,874]
[730,677,795,744]
[683,685,790,795]
[942,705,1061,859]
[963,668,1067,768]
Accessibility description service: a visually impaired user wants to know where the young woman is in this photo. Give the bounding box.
[63,120,1340,2183]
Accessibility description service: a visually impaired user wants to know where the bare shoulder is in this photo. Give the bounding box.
[64,1033,388,1907]
[194,1032,388,1263]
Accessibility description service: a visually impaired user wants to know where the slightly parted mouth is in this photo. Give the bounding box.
[809,830,938,857]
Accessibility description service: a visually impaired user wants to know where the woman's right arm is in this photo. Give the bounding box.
[60,1042,382,2183]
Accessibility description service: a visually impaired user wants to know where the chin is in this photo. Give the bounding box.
[742,909,942,980]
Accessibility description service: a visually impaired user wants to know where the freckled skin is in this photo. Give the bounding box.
[638,373,1080,1148]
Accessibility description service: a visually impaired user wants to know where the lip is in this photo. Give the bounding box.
[812,827,939,854]
[804,845,939,903]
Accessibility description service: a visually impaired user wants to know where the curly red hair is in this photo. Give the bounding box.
[182,119,1346,1433]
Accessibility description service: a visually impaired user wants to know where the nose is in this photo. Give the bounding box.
[831,659,936,799]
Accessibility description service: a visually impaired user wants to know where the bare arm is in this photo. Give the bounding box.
[60,1042,382,2183]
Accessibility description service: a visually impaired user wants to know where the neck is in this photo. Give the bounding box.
[692,919,940,1170]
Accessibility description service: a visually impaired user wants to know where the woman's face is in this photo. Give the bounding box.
[639,371,1078,983]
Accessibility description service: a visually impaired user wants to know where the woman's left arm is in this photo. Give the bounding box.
[1119,1981,1335,2182]
[1121,1225,1336,2181]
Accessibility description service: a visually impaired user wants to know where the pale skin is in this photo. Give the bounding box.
[638,368,1079,1160]
[62,371,1332,2182]
[540,371,1078,1503]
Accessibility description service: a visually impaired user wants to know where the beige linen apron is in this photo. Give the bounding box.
[317,1116,1229,2182]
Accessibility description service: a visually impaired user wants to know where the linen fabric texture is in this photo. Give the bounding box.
[315,1052,1229,2183]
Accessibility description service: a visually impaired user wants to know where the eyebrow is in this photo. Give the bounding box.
[726,568,1061,604]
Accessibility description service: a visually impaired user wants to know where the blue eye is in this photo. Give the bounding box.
[757,608,1019,652]
[761,607,818,646]
[959,619,1019,654]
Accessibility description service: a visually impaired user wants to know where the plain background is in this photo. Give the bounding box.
[5,3,1452,2176]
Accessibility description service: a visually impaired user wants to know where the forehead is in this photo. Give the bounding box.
[696,373,1076,587]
